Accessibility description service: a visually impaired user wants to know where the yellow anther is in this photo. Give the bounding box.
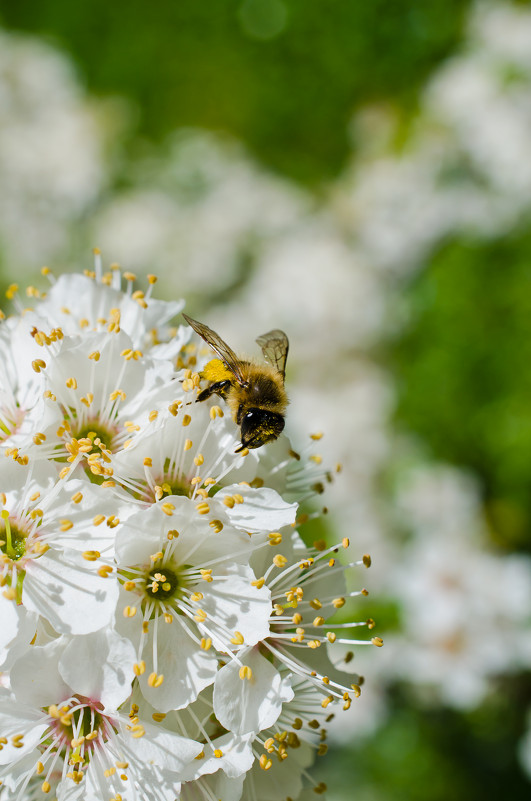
[147,672,164,688]
[321,695,333,708]
[194,453,204,466]
[167,529,179,540]
[363,554,372,568]
[71,492,83,504]
[268,531,282,545]
[182,414,191,426]
[313,616,325,626]
[190,592,204,602]
[60,519,73,532]
[239,665,253,680]
[310,454,322,464]
[150,551,164,561]
[194,609,207,622]
[98,565,113,578]
[259,754,272,771]
[123,606,137,618]
[168,401,181,416]
[209,405,224,419]
[41,781,51,794]
[196,502,210,515]
[82,550,101,561]
[200,637,212,650]
[123,580,137,591]
[230,631,244,645]
[214,749,223,758]
[195,751,205,760]
[200,568,213,582]
[6,283,18,299]
[273,554,288,568]
[332,597,345,608]
[152,713,166,722]
[133,661,146,676]
[32,359,46,373]
[251,577,265,589]
[184,438,193,451]
[327,632,337,643]
[66,377,78,389]
[310,598,322,610]
[109,389,126,402]
[371,636,384,647]
[292,612,303,624]
[223,496,235,509]
[161,502,175,516]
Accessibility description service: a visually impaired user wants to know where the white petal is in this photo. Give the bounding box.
[201,563,271,649]
[10,638,70,708]
[214,648,293,735]
[22,548,118,635]
[139,620,218,711]
[59,628,136,711]
[180,732,254,781]
[118,716,203,771]
[0,697,46,765]
[0,595,21,663]
[215,485,297,533]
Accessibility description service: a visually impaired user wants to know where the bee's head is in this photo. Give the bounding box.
[236,408,285,451]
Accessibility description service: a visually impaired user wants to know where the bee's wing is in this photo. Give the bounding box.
[183,313,248,386]
[256,329,289,382]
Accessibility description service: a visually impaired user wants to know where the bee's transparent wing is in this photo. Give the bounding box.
[256,329,289,382]
[183,314,248,386]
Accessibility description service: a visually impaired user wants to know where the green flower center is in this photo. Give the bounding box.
[0,514,27,561]
[75,424,115,453]
[145,566,181,600]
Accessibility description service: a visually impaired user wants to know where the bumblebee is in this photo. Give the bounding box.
[183,313,289,452]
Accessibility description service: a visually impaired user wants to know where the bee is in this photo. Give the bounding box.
[183,313,289,452]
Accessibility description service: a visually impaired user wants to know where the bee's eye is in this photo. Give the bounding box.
[240,408,284,449]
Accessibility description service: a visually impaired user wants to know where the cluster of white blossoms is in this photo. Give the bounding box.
[0,257,380,801]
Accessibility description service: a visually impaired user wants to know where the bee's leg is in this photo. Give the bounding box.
[196,380,232,403]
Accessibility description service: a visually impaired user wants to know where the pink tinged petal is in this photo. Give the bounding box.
[180,732,254,781]
[22,548,118,635]
[214,649,294,735]
[216,485,298,533]
[0,699,47,765]
[59,629,136,711]
[139,621,218,712]
[202,564,271,649]
[10,638,71,708]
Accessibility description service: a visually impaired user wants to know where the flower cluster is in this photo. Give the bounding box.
[0,257,380,801]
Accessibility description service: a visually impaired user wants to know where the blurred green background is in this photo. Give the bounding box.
[2,1,531,799]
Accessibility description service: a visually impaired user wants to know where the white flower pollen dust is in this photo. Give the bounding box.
[0,254,382,801]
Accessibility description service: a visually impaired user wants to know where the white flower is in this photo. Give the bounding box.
[0,260,380,800]
[114,497,273,711]
[0,459,117,635]
[0,634,202,801]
